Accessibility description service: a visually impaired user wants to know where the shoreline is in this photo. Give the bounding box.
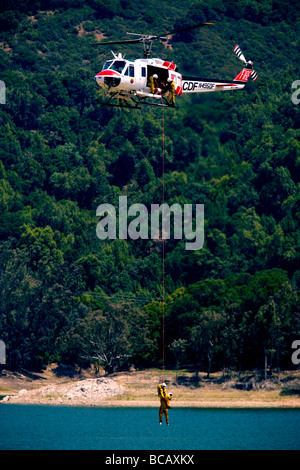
[1,367,300,408]
[2,399,300,408]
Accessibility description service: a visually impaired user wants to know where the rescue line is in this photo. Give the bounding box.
[161,100,165,382]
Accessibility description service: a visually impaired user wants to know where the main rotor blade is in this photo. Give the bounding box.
[92,22,214,48]
[164,22,214,36]
[93,39,142,46]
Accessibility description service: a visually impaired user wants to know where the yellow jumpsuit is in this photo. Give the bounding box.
[157,385,172,424]
[148,76,155,93]
[167,81,176,105]
[148,76,159,94]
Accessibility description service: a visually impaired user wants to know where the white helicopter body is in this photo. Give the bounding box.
[93,27,257,108]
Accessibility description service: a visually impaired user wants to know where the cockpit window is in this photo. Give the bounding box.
[102,60,113,70]
[110,60,127,74]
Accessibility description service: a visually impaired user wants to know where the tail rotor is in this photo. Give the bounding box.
[234,45,247,64]
[234,44,258,81]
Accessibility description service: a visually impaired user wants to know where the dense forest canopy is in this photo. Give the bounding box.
[0,0,299,374]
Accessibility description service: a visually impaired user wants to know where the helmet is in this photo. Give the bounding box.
[169,393,172,396]
[153,74,158,78]
[167,78,172,82]
[161,382,166,387]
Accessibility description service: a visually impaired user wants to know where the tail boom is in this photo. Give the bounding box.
[181,44,257,94]
[181,65,256,94]
[181,76,247,93]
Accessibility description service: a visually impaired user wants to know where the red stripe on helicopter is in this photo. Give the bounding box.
[163,61,176,70]
[215,83,238,87]
[233,68,252,82]
[96,70,121,77]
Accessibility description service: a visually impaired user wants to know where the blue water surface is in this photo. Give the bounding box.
[0,405,299,450]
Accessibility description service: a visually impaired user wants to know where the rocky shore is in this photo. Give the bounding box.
[2,377,124,406]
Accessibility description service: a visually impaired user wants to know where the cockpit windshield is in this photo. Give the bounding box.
[102,60,113,71]
[109,60,127,74]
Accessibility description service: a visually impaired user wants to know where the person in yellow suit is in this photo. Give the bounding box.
[166,78,176,107]
[157,382,173,425]
[148,74,159,94]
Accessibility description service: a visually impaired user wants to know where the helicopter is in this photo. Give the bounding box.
[93,23,258,109]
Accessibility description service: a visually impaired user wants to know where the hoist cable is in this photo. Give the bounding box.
[161,100,165,382]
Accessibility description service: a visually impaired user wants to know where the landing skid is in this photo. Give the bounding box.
[96,91,170,109]
[96,97,140,109]
[134,98,169,108]
[96,91,140,109]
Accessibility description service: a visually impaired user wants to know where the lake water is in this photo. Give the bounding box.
[0,405,299,450]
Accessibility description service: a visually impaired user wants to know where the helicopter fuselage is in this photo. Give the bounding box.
[94,45,257,108]
[93,24,257,108]
[94,56,183,99]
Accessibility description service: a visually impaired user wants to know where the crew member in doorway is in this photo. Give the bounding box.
[157,382,173,425]
[148,74,159,94]
[166,77,176,107]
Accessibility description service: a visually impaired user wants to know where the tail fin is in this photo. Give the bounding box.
[233,44,258,82]
[234,67,258,82]
[233,67,254,83]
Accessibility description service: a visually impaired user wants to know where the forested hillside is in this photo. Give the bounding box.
[0,0,299,375]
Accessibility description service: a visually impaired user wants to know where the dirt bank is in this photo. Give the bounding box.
[1,366,300,408]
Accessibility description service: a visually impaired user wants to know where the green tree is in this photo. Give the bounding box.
[169,338,187,379]
[70,302,152,373]
[19,225,64,274]
[189,309,224,379]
